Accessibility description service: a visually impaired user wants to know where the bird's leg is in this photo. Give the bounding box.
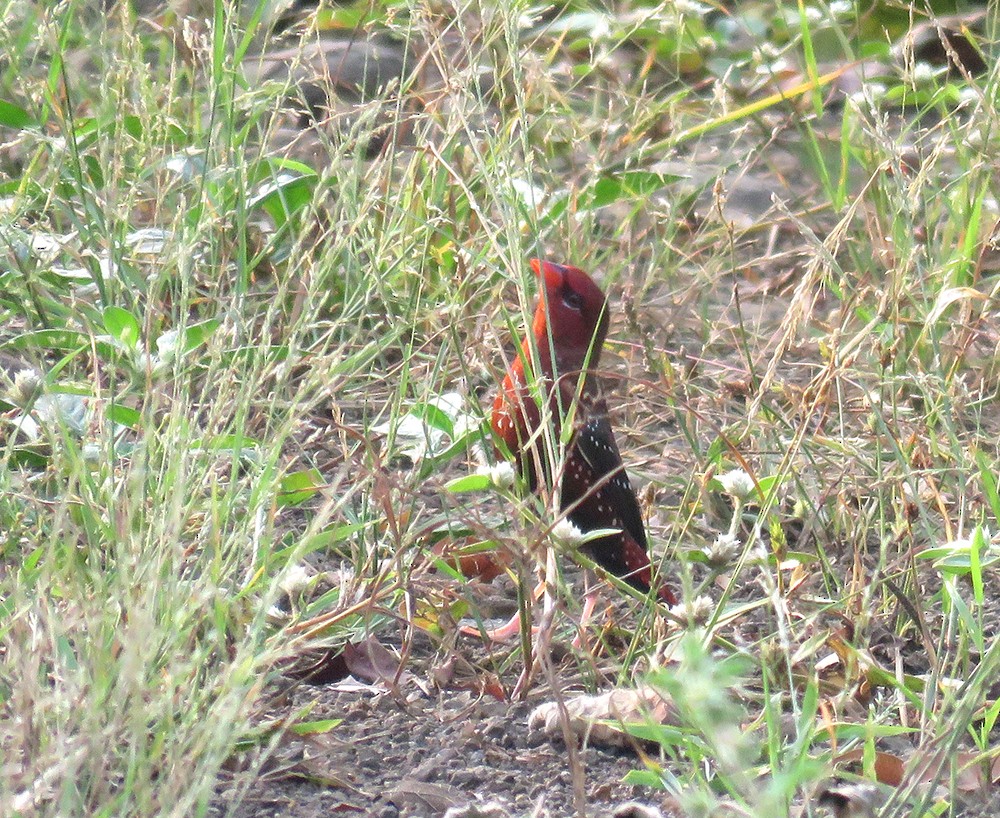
[572,574,603,649]
[461,610,525,641]
[460,580,545,641]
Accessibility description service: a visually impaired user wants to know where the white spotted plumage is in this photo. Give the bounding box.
[488,258,675,604]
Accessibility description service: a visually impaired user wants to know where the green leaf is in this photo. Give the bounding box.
[198,434,260,451]
[233,0,267,66]
[248,165,318,227]
[755,474,783,500]
[73,116,99,140]
[445,473,492,493]
[292,523,371,558]
[0,177,45,203]
[24,545,45,574]
[830,723,915,740]
[121,114,143,139]
[4,329,87,350]
[212,0,226,76]
[0,99,37,129]
[290,718,342,736]
[620,722,685,745]
[277,469,324,507]
[943,579,980,650]
[542,170,682,225]
[3,329,117,360]
[705,435,726,464]
[250,157,317,182]
[315,4,367,28]
[411,401,454,438]
[107,404,141,428]
[539,193,569,225]
[9,447,49,470]
[622,768,666,788]
[579,526,624,544]
[970,525,986,607]
[918,541,1000,575]
[83,154,105,188]
[181,318,221,353]
[103,306,141,349]
[582,171,677,210]
[974,450,1000,522]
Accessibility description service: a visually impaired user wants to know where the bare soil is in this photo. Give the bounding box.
[213,17,1000,818]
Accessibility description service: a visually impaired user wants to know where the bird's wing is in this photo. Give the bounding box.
[571,413,648,550]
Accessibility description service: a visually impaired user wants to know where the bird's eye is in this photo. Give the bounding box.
[562,289,584,310]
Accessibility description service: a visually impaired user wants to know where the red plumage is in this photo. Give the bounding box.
[492,259,675,605]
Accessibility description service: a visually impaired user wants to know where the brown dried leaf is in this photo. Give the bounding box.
[953,752,988,793]
[910,749,990,794]
[432,538,508,582]
[343,636,409,687]
[528,686,679,748]
[834,748,904,787]
[386,779,467,812]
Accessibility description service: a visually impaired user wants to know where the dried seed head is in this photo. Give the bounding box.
[9,368,42,407]
[716,468,755,501]
[669,594,714,628]
[551,518,586,548]
[703,533,742,568]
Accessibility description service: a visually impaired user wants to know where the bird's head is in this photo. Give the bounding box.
[530,258,610,374]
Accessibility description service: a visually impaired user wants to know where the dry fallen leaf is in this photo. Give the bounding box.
[528,686,678,747]
[835,748,905,787]
[432,538,509,582]
[386,779,467,813]
[343,636,411,687]
[278,635,411,691]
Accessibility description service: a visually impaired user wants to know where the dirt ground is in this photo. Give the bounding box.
[210,564,1000,818]
[4,4,998,817]
[217,676,663,817]
[201,13,1000,818]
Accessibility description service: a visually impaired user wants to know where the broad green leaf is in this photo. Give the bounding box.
[290,719,342,736]
[280,523,370,560]
[196,435,260,452]
[180,318,221,353]
[0,99,37,129]
[445,473,492,493]
[103,306,141,349]
[3,329,117,360]
[411,401,455,437]
[107,404,141,428]
[755,474,784,499]
[975,450,1000,522]
[585,171,676,209]
[831,723,915,740]
[277,469,324,507]
[622,769,665,788]
[249,168,318,227]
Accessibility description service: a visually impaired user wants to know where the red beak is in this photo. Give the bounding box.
[530,258,564,290]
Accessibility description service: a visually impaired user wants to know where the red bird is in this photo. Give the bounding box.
[492,258,676,608]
